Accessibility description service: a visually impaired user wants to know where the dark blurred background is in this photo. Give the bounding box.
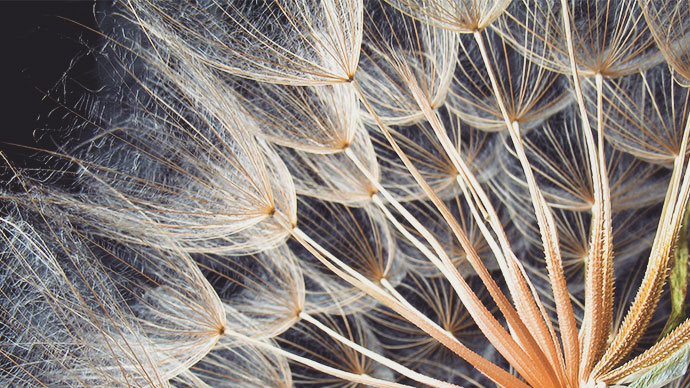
[0,1,101,176]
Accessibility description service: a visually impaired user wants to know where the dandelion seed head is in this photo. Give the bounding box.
[4,0,690,387]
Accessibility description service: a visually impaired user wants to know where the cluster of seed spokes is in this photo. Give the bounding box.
[3,0,690,387]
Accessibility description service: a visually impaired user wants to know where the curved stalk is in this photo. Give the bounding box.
[349,81,560,388]
[299,312,462,388]
[289,225,529,388]
[472,29,576,386]
[222,329,414,388]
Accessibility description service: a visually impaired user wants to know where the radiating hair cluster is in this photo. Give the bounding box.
[2,0,690,387]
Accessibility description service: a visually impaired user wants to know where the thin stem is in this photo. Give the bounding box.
[598,318,690,384]
[299,312,461,388]
[579,72,614,379]
[346,148,553,386]
[558,1,614,383]
[343,117,555,387]
[593,108,690,377]
[290,223,530,388]
[373,63,567,388]
[222,330,414,388]
[370,194,445,274]
[472,29,573,386]
[0,349,50,388]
